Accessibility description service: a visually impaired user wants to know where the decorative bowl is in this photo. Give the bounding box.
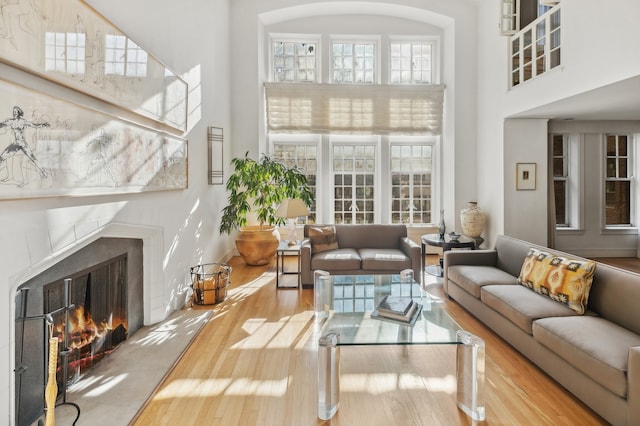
[449,232,461,241]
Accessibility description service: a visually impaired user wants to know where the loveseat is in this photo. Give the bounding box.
[300,224,421,288]
[443,234,640,425]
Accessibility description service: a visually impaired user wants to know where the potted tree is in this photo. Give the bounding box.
[220,152,313,265]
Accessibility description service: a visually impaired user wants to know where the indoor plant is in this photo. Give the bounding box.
[220,152,313,265]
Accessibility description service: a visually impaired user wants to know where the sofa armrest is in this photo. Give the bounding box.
[443,249,498,296]
[400,237,422,280]
[300,239,314,287]
[628,346,640,424]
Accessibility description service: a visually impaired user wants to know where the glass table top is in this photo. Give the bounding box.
[316,274,462,346]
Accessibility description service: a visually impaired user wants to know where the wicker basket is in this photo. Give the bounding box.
[190,263,231,305]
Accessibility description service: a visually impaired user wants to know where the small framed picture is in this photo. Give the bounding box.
[516,163,536,190]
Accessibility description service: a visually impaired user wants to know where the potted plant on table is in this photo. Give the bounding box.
[219,152,314,265]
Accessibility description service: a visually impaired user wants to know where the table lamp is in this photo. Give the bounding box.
[275,198,310,245]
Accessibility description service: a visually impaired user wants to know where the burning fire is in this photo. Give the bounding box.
[53,306,128,381]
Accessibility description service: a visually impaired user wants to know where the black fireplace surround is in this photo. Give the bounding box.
[14,238,143,426]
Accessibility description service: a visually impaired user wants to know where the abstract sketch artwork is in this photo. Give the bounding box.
[0,0,188,131]
[0,78,187,199]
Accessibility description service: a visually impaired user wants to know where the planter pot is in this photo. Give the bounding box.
[235,225,281,266]
[460,202,485,238]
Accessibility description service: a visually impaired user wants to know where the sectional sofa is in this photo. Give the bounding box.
[299,224,421,288]
[443,234,640,425]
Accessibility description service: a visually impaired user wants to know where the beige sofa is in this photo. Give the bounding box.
[444,235,640,425]
[300,224,421,288]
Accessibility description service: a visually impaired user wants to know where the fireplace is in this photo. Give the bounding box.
[14,238,143,426]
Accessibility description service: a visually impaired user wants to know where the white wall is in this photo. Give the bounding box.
[0,0,232,422]
[475,0,640,250]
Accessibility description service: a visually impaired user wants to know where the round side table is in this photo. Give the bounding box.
[421,233,476,278]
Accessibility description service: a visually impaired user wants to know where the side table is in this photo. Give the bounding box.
[276,240,302,288]
[421,234,476,279]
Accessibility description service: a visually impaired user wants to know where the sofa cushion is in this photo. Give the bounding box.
[448,265,517,298]
[308,225,339,253]
[359,248,411,271]
[311,248,361,271]
[517,248,596,314]
[533,316,640,398]
[481,285,578,334]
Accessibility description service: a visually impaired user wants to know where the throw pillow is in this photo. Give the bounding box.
[517,248,596,314]
[308,225,339,254]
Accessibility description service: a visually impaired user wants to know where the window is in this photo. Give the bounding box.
[331,41,376,83]
[552,134,569,226]
[272,139,318,223]
[605,134,632,226]
[332,143,376,224]
[45,32,86,74]
[105,35,148,77]
[390,143,433,224]
[272,39,317,82]
[390,41,433,84]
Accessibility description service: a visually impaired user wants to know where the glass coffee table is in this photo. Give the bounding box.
[314,273,485,421]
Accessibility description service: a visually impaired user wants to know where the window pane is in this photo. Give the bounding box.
[554,181,566,226]
[605,181,631,225]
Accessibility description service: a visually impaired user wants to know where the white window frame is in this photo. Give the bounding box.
[601,134,637,232]
[269,34,320,83]
[553,134,583,232]
[330,136,380,224]
[269,134,321,223]
[388,36,440,85]
[329,35,380,84]
[388,137,438,226]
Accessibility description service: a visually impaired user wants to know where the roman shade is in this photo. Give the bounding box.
[264,82,444,136]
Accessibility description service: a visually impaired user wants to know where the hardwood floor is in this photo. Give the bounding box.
[132,256,609,425]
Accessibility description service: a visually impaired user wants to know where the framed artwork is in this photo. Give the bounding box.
[0,77,187,200]
[0,0,188,132]
[516,163,536,190]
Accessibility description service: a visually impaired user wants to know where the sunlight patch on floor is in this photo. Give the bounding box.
[341,373,456,395]
[154,377,290,399]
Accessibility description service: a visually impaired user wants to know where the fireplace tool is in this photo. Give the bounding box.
[15,279,81,425]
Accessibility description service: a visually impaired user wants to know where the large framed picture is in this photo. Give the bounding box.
[516,162,536,190]
[0,77,187,200]
[0,0,188,131]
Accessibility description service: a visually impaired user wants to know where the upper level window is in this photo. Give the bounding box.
[331,40,376,84]
[272,39,318,82]
[605,134,632,226]
[390,41,434,84]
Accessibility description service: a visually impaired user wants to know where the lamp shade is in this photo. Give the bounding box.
[275,198,310,218]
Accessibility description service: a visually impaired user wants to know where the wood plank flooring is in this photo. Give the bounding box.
[131,256,611,426]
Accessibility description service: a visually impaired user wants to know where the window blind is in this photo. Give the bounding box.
[264,82,444,136]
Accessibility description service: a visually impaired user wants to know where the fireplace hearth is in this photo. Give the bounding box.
[14,238,143,426]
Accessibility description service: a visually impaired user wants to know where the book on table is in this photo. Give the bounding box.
[377,295,414,316]
[372,296,423,325]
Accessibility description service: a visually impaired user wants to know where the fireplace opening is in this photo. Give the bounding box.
[14,237,143,426]
[44,254,129,388]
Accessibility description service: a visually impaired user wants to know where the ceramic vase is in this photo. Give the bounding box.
[460,202,485,238]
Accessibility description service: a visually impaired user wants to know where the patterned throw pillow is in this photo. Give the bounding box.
[308,225,339,254]
[517,248,597,314]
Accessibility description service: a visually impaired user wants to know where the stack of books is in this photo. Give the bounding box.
[371,295,422,326]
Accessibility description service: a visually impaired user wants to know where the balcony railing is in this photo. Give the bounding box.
[510,5,561,88]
